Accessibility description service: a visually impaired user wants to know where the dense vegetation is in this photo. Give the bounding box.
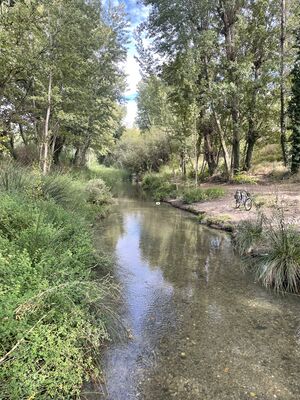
[0,163,119,398]
[0,0,127,172]
[235,206,300,293]
[115,0,300,180]
[1,1,300,396]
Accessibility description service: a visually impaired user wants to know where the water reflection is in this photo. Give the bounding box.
[90,198,300,400]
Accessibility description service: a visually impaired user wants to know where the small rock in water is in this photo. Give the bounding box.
[180,352,186,359]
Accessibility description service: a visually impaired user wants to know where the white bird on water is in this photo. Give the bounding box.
[156,202,161,206]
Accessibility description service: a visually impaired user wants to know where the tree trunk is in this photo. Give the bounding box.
[19,123,28,146]
[244,135,256,171]
[212,110,231,179]
[203,122,217,176]
[194,130,201,186]
[218,1,240,174]
[73,141,90,167]
[280,0,288,166]
[52,135,65,165]
[40,72,52,174]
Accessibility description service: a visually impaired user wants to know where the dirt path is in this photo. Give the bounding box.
[166,182,300,231]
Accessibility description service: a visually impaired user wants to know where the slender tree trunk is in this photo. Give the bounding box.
[203,122,217,176]
[52,135,65,165]
[212,110,231,178]
[73,140,90,167]
[40,72,52,174]
[194,130,201,186]
[244,64,260,171]
[218,1,240,174]
[280,0,288,166]
[19,123,28,146]
[203,52,231,178]
[244,134,256,171]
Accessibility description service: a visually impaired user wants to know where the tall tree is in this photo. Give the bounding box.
[289,29,300,173]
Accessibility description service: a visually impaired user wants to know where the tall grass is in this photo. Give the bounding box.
[182,187,225,204]
[0,163,117,399]
[235,207,300,293]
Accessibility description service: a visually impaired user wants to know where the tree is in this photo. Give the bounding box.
[0,0,127,171]
[289,30,300,173]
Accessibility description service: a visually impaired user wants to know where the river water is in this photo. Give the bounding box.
[90,196,299,400]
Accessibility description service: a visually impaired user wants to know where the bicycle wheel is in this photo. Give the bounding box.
[244,198,252,211]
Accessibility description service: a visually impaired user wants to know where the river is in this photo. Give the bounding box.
[89,195,300,400]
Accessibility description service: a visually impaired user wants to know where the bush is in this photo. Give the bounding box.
[182,187,225,204]
[40,173,85,210]
[85,179,112,205]
[109,129,171,175]
[231,173,257,185]
[235,207,300,293]
[0,164,116,398]
[0,192,115,399]
[0,162,32,194]
[234,217,263,255]
[141,173,177,201]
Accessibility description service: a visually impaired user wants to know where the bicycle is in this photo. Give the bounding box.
[234,189,252,211]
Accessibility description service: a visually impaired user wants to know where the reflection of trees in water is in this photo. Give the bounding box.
[138,209,231,287]
[94,211,125,254]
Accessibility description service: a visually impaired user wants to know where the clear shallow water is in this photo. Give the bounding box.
[87,197,300,400]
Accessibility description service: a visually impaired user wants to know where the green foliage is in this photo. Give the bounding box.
[231,174,258,185]
[0,165,115,398]
[40,173,85,210]
[182,187,225,204]
[109,129,171,176]
[0,0,127,169]
[89,165,130,188]
[289,28,300,173]
[255,222,300,293]
[234,218,263,255]
[0,162,32,194]
[85,179,112,205]
[235,207,300,293]
[141,173,177,201]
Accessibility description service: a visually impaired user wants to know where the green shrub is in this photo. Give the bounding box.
[91,165,130,188]
[141,173,177,201]
[0,163,116,398]
[0,162,32,194]
[0,192,115,399]
[85,178,112,205]
[255,226,300,293]
[236,207,300,293]
[41,173,85,210]
[234,217,263,255]
[182,187,225,204]
[231,173,257,185]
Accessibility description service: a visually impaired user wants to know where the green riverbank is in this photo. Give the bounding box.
[0,164,126,399]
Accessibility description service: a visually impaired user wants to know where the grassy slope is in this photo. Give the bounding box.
[0,164,123,399]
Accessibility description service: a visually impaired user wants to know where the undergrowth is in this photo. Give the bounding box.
[182,187,225,204]
[0,163,116,399]
[234,206,300,293]
[141,173,177,201]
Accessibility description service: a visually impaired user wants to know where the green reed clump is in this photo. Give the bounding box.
[182,187,225,204]
[235,206,300,293]
[234,216,263,255]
